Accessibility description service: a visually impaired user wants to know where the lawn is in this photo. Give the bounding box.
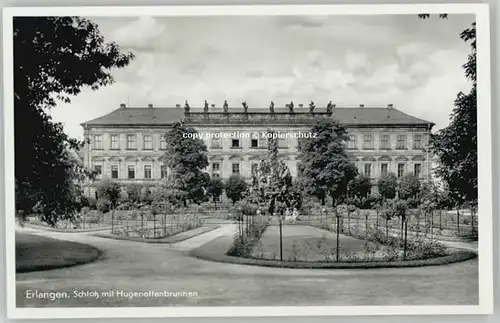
[16,233,101,273]
[251,225,389,262]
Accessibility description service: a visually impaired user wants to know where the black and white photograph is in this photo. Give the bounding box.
[2,3,493,319]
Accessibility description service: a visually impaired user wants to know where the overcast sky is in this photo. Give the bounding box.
[48,14,475,139]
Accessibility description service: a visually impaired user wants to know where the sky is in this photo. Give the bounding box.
[48,14,475,139]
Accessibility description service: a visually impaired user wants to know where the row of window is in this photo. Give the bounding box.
[348,134,424,150]
[210,162,258,177]
[363,163,422,178]
[92,134,168,150]
[95,162,422,180]
[94,165,168,179]
[92,133,424,151]
[92,134,286,150]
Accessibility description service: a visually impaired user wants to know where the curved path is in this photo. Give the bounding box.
[15,224,478,307]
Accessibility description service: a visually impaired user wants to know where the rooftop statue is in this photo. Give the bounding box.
[326,101,334,114]
[204,100,209,113]
[184,100,190,113]
[309,100,315,113]
[223,100,229,113]
[242,101,248,113]
[288,101,294,113]
[269,101,275,114]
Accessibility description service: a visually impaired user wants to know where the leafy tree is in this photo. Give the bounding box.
[297,119,358,206]
[152,182,185,210]
[207,177,224,209]
[125,183,143,204]
[95,178,122,232]
[393,199,409,238]
[397,174,421,200]
[348,175,372,199]
[14,17,133,224]
[421,15,477,204]
[225,175,248,205]
[96,179,122,208]
[163,123,210,205]
[140,185,154,204]
[378,173,398,200]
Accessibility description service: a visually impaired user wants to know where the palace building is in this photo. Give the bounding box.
[81,102,435,191]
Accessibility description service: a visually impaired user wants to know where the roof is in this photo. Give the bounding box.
[81,105,434,127]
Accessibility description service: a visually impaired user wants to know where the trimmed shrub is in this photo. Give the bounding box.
[96,198,111,214]
[86,196,97,210]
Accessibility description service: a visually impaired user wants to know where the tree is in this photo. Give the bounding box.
[393,199,409,239]
[298,119,358,206]
[421,15,477,204]
[378,173,398,200]
[348,175,372,200]
[14,17,134,224]
[225,175,248,205]
[96,179,121,208]
[163,123,210,206]
[95,178,122,233]
[125,183,143,204]
[397,174,421,200]
[207,177,224,209]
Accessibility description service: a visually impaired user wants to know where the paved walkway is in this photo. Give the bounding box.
[15,224,478,307]
[170,224,237,251]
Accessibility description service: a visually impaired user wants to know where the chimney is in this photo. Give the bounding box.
[175,104,181,108]
[211,104,216,108]
[120,103,126,109]
[387,104,394,109]
[148,103,153,108]
[359,104,364,108]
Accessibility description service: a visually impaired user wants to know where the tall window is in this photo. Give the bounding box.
[212,163,221,178]
[93,135,103,150]
[381,163,388,176]
[110,135,119,150]
[414,163,422,178]
[413,134,423,149]
[347,135,357,149]
[94,165,102,179]
[397,163,405,178]
[127,135,136,150]
[380,134,390,149]
[396,135,406,149]
[160,136,167,149]
[144,165,152,179]
[232,163,240,174]
[111,165,118,179]
[363,134,373,149]
[251,138,258,148]
[143,135,153,150]
[231,139,240,148]
[364,163,372,178]
[128,165,135,179]
[161,165,168,179]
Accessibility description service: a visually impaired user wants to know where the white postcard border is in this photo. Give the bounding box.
[2,3,493,319]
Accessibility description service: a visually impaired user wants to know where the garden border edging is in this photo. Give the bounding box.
[189,236,477,269]
[92,224,221,244]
